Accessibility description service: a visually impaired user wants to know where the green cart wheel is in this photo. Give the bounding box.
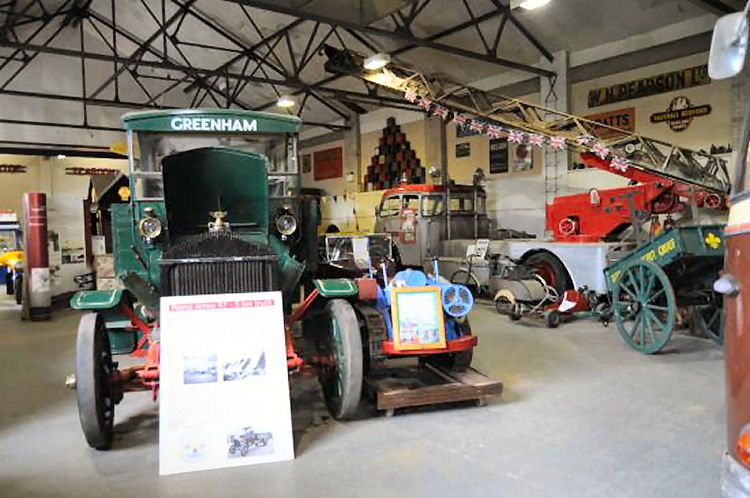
[612,260,676,354]
[690,302,724,345]
[318,299,363,420]
[76,313,116,450]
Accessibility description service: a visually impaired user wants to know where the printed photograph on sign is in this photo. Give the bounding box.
[222,352,266,381]
[227,427,274,459]
[183,354,218,385]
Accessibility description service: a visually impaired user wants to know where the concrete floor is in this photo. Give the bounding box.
[0,294,725,497]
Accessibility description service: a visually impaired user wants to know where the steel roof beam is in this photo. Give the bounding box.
[690,0,736,15]
[224,0,555,77]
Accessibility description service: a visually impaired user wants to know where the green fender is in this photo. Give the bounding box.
[70,289,126,310]
[314,279,358,298]
[70,289,140,355]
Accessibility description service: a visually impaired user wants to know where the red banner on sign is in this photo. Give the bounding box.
[169,299,275,312]
[313,147,343,181]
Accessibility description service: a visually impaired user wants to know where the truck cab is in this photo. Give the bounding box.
[374,184,491,267]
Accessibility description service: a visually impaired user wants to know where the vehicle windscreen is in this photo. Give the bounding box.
[131,131,298,202]
[449,194,474,214]
[422,195,445,216]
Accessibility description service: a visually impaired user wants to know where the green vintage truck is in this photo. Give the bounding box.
[69,109,315,449]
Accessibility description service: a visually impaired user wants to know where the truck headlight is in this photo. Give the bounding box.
[138,209,162,241]
[275,213,297,236]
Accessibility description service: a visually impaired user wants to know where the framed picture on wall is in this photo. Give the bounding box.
[390,286,446,351]
[302,154,312,173]
[512,143,533,172]
[313,147,343,180]
[455,142,471,158]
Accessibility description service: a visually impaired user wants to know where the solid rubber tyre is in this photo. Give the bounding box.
[13,275,21,304]
[76,313,115,450]
[425,320,473,372]
[450,269,480,297]
[319,299,363,420]
[523,252,572,296]
[544,310,561,329]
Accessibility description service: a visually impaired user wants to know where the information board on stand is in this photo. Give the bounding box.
[159,292,294,476]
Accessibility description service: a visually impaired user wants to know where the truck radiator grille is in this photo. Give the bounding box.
[159,233,279,297]
[165,258,278,296]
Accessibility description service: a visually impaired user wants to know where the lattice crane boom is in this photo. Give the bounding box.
[366,67,731,195]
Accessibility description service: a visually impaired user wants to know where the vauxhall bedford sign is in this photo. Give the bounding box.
[170,117,258,132]
[588,64,711,108]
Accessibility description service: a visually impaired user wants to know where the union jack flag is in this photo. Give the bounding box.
[576,134,594,146]
[469,120,485,133]
[453,114,468,126]
[508,130,525,144]
[417,97,433,110]
[433,105,449,119]
[486,125,504,139]
[592,142,610,160]
[549,136,566,150]
[527,134,546,147]
[610,155,630,172]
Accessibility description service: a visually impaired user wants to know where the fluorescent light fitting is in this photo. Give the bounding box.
[511,0,551,10]
[56,154,66,159]
[276,95,296,108]
[363,52,391,71]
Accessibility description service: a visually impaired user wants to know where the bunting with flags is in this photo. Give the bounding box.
[403,87,637,172]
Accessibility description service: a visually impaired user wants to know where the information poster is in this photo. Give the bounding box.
[159,292,294,476]
[489,138,508,174]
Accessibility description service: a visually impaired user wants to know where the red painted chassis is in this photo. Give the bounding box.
[110,280,476,401]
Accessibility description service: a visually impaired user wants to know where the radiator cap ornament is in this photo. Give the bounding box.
[208,211,231,235]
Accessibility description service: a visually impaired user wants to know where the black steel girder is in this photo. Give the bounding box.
[223,0,555,78]
[691,0,736,15]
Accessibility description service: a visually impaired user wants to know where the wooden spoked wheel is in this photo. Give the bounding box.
[612,260,676,354]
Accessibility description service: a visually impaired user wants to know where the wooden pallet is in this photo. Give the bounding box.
[365,364,503,413]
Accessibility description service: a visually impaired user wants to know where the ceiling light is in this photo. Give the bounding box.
[276,95,296,108]
[56,154,66,159]
[363,52,391,71]
[511,0,551,10]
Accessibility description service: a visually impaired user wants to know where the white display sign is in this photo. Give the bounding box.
[159,291,294,476]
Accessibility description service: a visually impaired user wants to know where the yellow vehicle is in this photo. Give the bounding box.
[0,215,23,304]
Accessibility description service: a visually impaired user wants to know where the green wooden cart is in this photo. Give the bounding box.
[604,225,725,354]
